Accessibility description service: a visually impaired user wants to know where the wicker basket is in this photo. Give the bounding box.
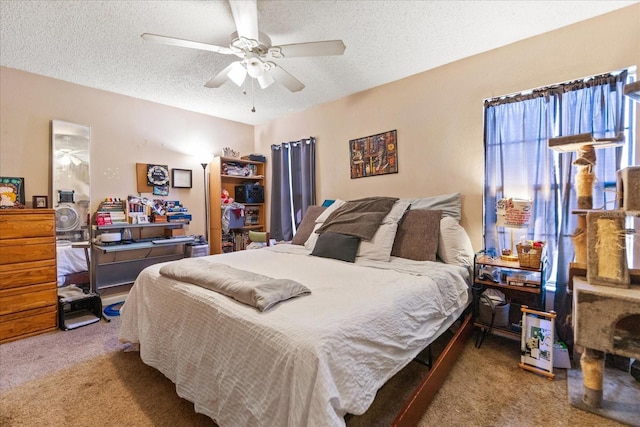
[516,243,544,268]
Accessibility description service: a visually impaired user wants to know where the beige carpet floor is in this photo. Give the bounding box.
[0,317,630,426]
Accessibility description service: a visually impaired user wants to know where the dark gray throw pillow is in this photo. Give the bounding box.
[391,209,442,261]
[310,232,361,263]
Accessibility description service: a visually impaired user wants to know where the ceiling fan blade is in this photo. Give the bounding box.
[271,40,346,58]
[269,65,305,92]
[141,33,234,55]
[204,61,246,88]
[229,0,259,41]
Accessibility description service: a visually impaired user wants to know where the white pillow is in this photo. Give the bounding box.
[357,200,410,261]
[315,199,346,223]
[437,216,474,268]
[304,223,322,250]
[304,199,346,250]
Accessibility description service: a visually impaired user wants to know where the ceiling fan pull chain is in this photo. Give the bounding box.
[251,78,256,113]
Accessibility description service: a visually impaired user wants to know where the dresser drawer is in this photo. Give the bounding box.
[0,213,55,239]
[0,259,57,290]
[0,305,57,343]
[0,282,58,316]
[0,237,56,264]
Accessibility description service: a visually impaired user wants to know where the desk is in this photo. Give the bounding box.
[91,223,191,291]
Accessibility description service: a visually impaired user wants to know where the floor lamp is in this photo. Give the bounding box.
[201,162,209,243]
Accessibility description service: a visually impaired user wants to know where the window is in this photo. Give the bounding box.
[483,69,635,346]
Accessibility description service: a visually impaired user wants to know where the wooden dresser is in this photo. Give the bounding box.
[0,209,58,343]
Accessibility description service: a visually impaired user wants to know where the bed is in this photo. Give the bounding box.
[56,241,90,287]
[119,194,476,426]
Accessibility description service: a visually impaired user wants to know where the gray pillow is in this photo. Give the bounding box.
[291,205,326,245]
[391,209,442,261]
[310,232,361,263]
[402,192,461,222]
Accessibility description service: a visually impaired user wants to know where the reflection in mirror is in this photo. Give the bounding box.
[51,120,90,243]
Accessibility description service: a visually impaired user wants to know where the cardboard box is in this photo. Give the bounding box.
[152,215,167,223]
[164,228,185,237]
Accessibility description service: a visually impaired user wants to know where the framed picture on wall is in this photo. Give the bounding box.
[33,195,48,208]
[0,177,26,208]
[349,130,398,179]
[171,168,192,188]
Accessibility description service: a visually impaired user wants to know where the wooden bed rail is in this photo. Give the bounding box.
[391,313,474,426]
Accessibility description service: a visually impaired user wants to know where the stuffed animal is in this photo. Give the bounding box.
[221,189,234,204]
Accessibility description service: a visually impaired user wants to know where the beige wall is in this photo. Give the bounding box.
[255,5,640,249]
[0,68,254,236]
[1,5,638,247]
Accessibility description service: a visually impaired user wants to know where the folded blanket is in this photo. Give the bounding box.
[316,196,399,240]
[159,258,311,311]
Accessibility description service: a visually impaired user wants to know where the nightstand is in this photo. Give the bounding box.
[474,251,546,347]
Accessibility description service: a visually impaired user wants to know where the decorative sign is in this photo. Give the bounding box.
[0,177,25,207]
[147,164,169,196]
[147,164,170,186]
[496,198,532,228]
[349,130,398,179]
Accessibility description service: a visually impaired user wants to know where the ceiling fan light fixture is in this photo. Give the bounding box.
[246,55,265,78]
[59,153,72,166]
[257,73,275,89]
[227,62,248,86]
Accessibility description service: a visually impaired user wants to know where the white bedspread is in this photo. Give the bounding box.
[119,244,470,427]
[56,243,89,286]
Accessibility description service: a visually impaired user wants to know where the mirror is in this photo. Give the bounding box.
[51,120,90,242]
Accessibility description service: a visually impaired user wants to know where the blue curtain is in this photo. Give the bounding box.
[484,72,628,348]
[484,95,556,257]
[270,137,316,241]
[553,73,627,347]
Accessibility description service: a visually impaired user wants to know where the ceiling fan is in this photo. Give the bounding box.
[55,136,85,166]
[141,0,346,93]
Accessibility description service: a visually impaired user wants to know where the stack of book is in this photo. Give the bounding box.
[126,195,152,222]
[96,199,126,224]
[166,200,192,223]
[245,207,260,225]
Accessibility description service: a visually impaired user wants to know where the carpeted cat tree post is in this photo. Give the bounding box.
[548,132,626,409]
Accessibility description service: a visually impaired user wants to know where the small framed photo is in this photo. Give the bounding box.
[137,215,150,224]
[33,195,48,208]
[171,168,192,188]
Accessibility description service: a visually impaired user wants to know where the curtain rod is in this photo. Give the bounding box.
[271,137,315,150]
[484,71,627,107]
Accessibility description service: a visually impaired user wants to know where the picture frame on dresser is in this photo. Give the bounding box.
[33,195,48,208]
[0,176,26,207]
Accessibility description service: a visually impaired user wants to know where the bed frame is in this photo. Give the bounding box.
[392,312,473,426]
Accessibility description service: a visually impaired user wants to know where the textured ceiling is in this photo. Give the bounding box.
[1,0,636,126]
